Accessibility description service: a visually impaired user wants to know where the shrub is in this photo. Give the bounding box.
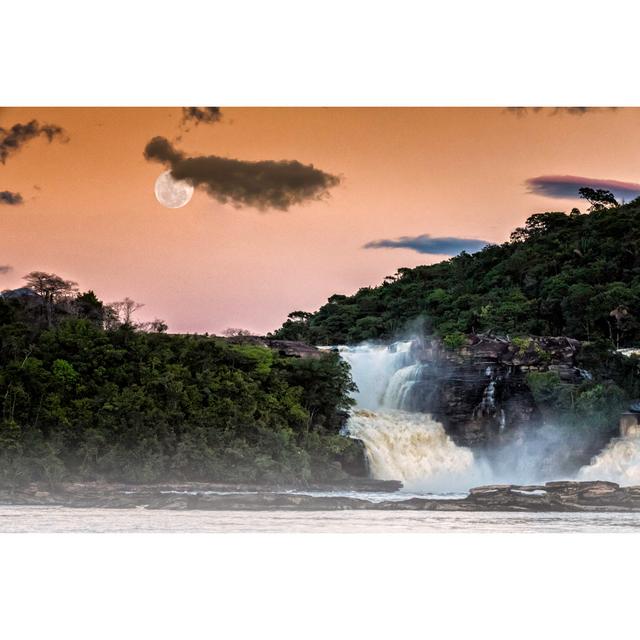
[442,332,467,350]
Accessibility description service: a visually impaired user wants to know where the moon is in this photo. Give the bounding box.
[154,171,194,208]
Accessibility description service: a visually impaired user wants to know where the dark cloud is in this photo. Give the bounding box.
[0,265,12,274]
[526,175,640,201]
[364,234,489,255]
[0,190,23,205]
[0,120,67,164]
[182,107,222,126]
[144,136,340,211]
[506,107,616,117]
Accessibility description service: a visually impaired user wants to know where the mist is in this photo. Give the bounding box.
[336,333,625,492]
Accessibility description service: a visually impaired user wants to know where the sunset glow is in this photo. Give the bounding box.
[2,107,636,334]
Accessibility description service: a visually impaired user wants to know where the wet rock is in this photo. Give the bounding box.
[469,484,514,495]
[405,335,584,447]
[4,480,640,512]
[462,480,640,512]
[336,438,370,477]
[314,478,402,492]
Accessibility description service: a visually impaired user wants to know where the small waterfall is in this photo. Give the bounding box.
[337,341,415,410]
[474,381,496,418]
[577,368,593,381]
[473,366,498,420]
[578,433,640,485]
[337,339,484,491]
[382,363,429,409]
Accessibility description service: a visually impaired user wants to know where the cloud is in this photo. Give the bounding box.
[505,107,616,117]
[0,265,12,274]
[144,136,340,210]
[182,107,222,125]
[525,175,640,201]
[363,234,489,255]
[0,191,23,205]
[0,120,67,164]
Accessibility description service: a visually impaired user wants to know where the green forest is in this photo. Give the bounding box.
[272,198,640,439]
[273,199,640,348]
[0,282,361,486]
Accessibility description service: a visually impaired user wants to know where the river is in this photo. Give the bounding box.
[3,505,640,532]
[5,340,640,533]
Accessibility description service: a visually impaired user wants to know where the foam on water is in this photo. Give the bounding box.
[578,434,640,485]
[337,340,487,492]
[346,409,486,492]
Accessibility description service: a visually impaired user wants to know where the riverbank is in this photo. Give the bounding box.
[1,480,640,512]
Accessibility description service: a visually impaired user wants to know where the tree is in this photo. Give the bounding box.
[222,327,252,337]
[75,290,104,326]
[109,297,144,326]
[137,318,168,333]
[609,305,635,349]
[102,304,120,331]
[268,311,314,342]
[509,212,569,242]
[287,311,312,323]
[23,271,78,327]
[578,187,618,212]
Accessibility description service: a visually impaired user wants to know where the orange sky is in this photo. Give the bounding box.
[1,107,638,334]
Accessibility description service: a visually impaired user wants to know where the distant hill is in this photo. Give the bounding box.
[273,200,640,347]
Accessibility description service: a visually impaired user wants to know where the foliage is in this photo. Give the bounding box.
[442,332,467,350]
[579,187,618,212]
[0,306,358,486]
[527,371,626,435]
[273,200,640,347]
[511,336,532,354]
[526,372,572,409]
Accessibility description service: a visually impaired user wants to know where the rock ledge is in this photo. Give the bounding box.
[1,480,639,512]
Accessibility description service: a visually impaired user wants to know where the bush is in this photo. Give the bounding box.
[442,332,467,350]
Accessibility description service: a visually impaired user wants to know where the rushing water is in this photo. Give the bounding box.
[337,339,640,491]
[3,506,640,533]
[346,409,485,492]
[337,340,490,491]
[579,433,640,484]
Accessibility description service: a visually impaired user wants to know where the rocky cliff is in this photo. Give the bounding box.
[231,334,591,471]
[223,335,325,359]
[405,334,584,448]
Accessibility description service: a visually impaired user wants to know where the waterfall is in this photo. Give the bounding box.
[383,363,429,409]
[337,341,415,410]
[347,409,483,492]
[578,433,640,485]
[337,340,485,491]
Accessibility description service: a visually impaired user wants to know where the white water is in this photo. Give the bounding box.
[338,339,640,491]
[337,341,415,410]
[347,409,485,491]
[337,340,486,491]
[579,433,640,485]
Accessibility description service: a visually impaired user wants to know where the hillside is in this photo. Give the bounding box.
[273,201,640,347]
